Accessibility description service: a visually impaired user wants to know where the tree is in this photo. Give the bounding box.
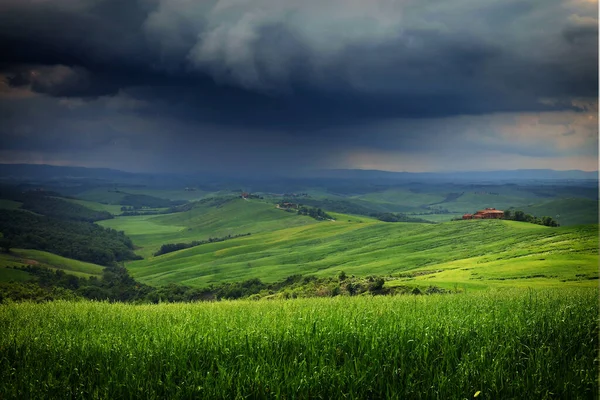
[346,282,357,296]
[513,210,526,221]
[0,233,10,253]
[368,278,385,292]
[541,216,558,227]
[504,210,512,219]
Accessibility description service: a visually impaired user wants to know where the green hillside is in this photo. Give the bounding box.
[126,219,598,289]
[99,198,318,257]
[74,187,210,203]
[63,198,124,215]
[0,249,105,281]
[117,187,208,202]
[515,198,598,226]
[345,185,598,224]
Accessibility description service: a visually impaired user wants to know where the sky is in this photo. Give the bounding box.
[0,0,597,174]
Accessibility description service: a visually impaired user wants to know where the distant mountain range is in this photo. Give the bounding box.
[308,169,599,181]
[0,164,597,184]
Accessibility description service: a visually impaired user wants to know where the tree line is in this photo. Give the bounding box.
[503,210,559,227]
[0,210,141,265]
[297,206,334,220]
[154,233,252,256]
[0,264,447,304]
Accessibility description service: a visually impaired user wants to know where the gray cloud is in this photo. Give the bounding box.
[0,0,596,99]
[0,0,597,173]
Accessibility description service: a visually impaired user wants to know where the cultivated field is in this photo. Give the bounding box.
[99,198,318,258]
[112,201,597,289]
[0,289,596,399]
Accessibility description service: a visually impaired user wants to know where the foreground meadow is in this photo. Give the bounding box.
[0,289,597,399]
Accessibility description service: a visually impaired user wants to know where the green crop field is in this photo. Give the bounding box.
[99,198,318,257]
[123,213,598,288]
[0,249,104,280]
[0,289,596,399]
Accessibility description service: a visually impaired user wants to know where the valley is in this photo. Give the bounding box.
[0,167,597,399]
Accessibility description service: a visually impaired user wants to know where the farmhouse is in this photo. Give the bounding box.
[462,208,504,220]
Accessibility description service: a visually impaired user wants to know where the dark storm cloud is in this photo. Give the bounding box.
[0,0,596,124]
[0,0,597,173]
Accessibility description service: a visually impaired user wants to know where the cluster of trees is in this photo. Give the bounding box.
[297,206,334,220]
[0,264,150,303]
[144,273,447,302]
[0,210,141,265]
[119,208,165,216]
[285,198,373,216]
[154,233,252,256]
[240,193,263,199]
[504,210,559,227]
[0,264,451,304]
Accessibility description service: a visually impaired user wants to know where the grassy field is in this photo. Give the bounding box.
[99,198,318,257]
[349,186,598,225]
[0,249,104,280]
[124,217,598,288]
[0,289,596,399]
[516,198,599,226]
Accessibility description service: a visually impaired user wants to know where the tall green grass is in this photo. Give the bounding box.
[0,289,597,399]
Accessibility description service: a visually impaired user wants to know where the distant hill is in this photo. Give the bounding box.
[0,164,597,184]
[0,164,198,187]
[308,169,599,182]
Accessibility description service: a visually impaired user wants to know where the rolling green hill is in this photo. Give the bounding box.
[514,198,599,226]
[0,249,105,281]
[74,187,209,203]
[300,185,597,224]
[2,184,596,292]
[99,198,318,257]
[125,219,598,289]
